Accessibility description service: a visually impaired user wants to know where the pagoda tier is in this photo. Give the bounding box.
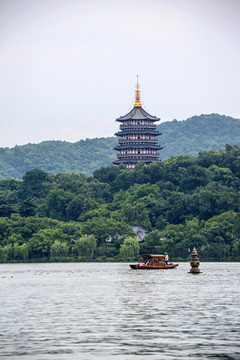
[113,76,163,169]
[114,143,162,149]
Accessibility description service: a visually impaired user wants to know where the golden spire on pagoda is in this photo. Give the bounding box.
[134,74,142,107]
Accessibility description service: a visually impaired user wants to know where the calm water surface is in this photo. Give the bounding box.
[0,262,239,360]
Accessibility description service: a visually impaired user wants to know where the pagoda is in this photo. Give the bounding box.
[113,76,163,169]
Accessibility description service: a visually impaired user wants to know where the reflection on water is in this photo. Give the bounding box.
[0,262,239,360]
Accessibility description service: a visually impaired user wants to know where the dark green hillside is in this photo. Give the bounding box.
[0,114,239,180]
[159,114,240,158]
[0,137,117,180]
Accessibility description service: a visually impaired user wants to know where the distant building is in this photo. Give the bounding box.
[106,226,148,244]
[113,76,163,169]
[132,226,148,242]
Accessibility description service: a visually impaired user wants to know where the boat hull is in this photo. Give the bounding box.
[130,264,178,270]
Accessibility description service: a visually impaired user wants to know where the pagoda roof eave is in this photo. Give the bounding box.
[112,159,160,165]
[115,130,162,136]
[116,106,160,122]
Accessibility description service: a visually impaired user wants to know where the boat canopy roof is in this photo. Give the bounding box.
[142,254,165,260]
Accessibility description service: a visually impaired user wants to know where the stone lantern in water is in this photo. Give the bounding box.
[189,247,201,273]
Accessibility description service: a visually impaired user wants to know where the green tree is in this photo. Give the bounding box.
[155,215,169,230]
[78,205,110,222]
[45,189,74,220]
[20,168,52,199]
[165,192,191,224]
[13,243,29,260]
[178,165,210,191]
[93,165,123,187]
[120,203,152,230]
[0,245,7,262]
[191,182,238,221]
[66,195,85,221]
[29,231,53,258]
[28,228,67,258]
[233,212,240,241]
[2,244,13,260]
[75,234,97,259]
[141,230,162,254]
[19,199,36,217]
[0,204,14,217]
[120,237,139,261]
[50,240,69,258]
[232,240,240,260]
[203,211,235,246]
[81,217,134,246]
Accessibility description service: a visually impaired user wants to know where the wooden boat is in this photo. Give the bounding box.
[130,254,178,270]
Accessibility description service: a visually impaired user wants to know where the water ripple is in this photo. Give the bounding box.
[0,262,239,360]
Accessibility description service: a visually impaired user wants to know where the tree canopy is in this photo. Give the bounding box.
[0,144,239,262]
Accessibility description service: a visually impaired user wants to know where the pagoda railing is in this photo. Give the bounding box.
[118,138,158,144]
[117,154,159,159]
[119,124,156,130]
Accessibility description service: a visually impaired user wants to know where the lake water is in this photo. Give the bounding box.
[0,262,239,360]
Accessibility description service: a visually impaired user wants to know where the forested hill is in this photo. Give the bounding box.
[159,114,240,157]
[0,145,240,262]
[1,113,240,180]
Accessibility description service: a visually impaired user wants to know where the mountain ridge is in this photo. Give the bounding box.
[1,113,240,180]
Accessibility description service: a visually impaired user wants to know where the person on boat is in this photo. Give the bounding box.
[165,252,169,266]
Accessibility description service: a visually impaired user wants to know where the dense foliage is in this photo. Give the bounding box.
[0,137,116,179]
[0,114,239,179]
[0,145,239,262]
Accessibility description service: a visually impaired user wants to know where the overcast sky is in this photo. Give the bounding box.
[0,0,240,148]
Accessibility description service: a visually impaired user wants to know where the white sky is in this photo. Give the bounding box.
[0,0,240,148]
